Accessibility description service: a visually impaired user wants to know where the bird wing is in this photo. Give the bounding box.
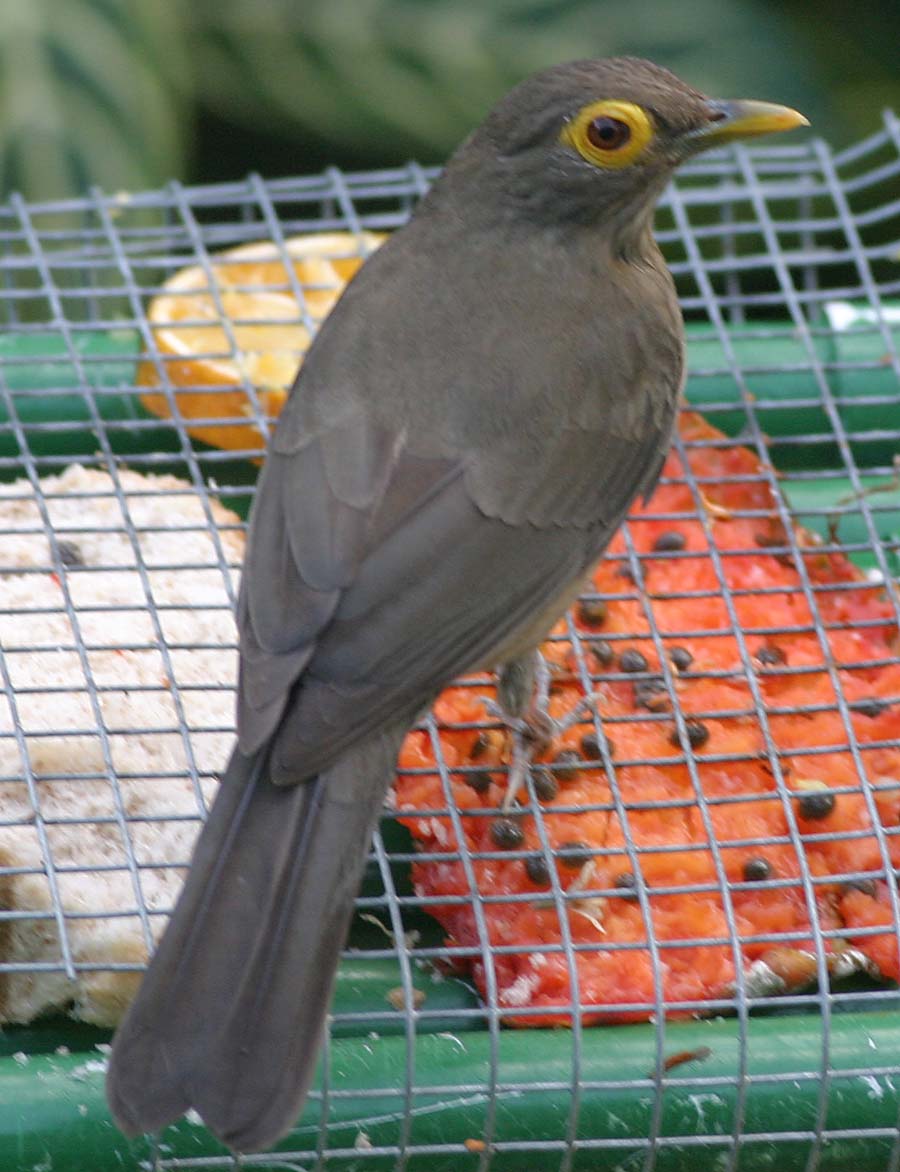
[239,410,671,783]
[236,223,682,780]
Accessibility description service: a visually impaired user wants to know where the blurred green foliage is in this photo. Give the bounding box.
[0,0,188,199]
[1,0,898,200]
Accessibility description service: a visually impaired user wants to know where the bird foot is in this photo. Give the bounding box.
[480,699,557,752]
[484,688,609,810]
[484,652,609,809]
[480,701,558,811]
[551,691,605,735]
[487,656,595,811]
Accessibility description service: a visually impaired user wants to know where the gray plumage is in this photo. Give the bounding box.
[106,57,805,1153]
[106,733,403,1149]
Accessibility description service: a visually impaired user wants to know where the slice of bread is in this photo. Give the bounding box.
[0,464,244,1025]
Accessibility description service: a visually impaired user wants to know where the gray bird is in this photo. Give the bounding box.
[106,57,806,1153]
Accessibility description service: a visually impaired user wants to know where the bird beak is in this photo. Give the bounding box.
[686,99,809,153]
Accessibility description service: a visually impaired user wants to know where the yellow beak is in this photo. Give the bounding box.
[689,99,809,151]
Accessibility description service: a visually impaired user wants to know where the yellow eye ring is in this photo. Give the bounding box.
[560,100,654,169]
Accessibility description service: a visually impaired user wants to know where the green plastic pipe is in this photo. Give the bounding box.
[2,1010,900,1171]
[2,328,896,549]
[0,309,896,463]
[783,477,900,571]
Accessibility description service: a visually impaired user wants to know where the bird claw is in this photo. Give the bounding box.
[480,698,557,752]
[552,691,605,734]
[481,698,530,737]
[501,742,530,812]
[485,652,607,809]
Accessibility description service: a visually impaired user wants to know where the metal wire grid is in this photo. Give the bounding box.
[0,116,897,1171]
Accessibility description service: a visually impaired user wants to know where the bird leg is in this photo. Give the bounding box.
[488,650,556,811]
[484,648,611,810]
[496,651,543,724]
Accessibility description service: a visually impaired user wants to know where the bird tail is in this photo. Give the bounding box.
[106,729,402,1153]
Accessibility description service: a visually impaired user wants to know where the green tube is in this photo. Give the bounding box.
[683,309,900,469]
[2,1009,900,1171]
[0,330,139,393]
[780,476,900,574]
[0,331,167,463]
[0,333,263,511]
[0,306,896,468]
[330,954,482,1036]
[684,301,900,407]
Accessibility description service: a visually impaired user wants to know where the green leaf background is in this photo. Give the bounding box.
[0,0,898,201]
[0,0,188,199]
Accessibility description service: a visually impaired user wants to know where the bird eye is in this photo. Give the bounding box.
[561,100,654,169]
[586,116,631,151]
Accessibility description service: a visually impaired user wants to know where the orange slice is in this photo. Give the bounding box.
[138,231,385,454]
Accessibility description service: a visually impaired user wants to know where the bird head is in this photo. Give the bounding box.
[446,57,808,248]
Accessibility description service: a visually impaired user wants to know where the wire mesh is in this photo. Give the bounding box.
[0,117,899,1172]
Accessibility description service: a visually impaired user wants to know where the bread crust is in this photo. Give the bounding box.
[0,465,243,1025]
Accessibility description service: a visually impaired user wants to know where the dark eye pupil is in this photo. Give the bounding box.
[586,116,630,151]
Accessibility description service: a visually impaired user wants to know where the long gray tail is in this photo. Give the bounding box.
[106,729,402,1153]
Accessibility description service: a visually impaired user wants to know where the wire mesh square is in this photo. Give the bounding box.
[0,116,899,1171]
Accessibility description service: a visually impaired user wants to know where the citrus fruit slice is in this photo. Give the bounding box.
[138,231,385,453]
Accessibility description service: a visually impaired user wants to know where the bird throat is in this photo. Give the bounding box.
[604,181,669,263]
